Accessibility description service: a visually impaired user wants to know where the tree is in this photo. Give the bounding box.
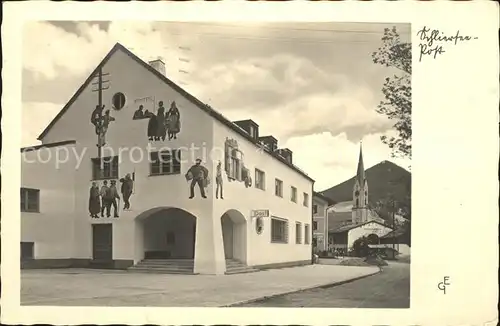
[372,27,412,159]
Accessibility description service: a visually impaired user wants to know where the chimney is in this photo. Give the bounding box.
[258,135,278,152]
[233,119,259,140]
[277,148,293,164]
[149,58,166,76]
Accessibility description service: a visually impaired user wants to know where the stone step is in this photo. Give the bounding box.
[128,267,196,275]
[140,260,194,266]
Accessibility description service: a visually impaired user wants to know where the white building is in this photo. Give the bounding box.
[20,43,315,275]
[311,192,335,252]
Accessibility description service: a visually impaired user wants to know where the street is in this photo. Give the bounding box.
[233,261,410,308]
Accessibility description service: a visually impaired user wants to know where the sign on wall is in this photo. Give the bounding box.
[251,209,270,218]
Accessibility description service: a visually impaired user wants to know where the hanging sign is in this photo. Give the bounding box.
[251,209,270,219]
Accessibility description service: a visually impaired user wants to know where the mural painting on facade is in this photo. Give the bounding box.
[90,105,116,147]
[89,182,101,218]
[185,158,209,199]
[215,161,224,199]
[119,172,135,211]
[145,100,182,142]
[133,96,155,120]
[166,101,181,140]
[224,138,252,188]
[99,179,120,218]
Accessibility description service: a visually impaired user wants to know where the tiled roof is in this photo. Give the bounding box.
[37,43,314,182]
[329,220,392,234]
[313,191,336,205]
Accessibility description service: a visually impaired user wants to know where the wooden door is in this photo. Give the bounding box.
[92,224,113,261]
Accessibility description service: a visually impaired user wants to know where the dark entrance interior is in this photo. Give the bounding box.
[92,224,113,261]
[141,208,196,260]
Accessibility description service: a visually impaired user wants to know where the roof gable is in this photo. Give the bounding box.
[37,43,314,182]
[330,220,392,233]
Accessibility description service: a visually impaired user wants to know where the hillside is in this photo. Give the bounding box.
[320,160,411,221]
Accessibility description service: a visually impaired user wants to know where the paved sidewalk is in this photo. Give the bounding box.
[22,264,379,307]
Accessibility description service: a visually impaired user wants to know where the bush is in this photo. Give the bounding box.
[352,237,370,257]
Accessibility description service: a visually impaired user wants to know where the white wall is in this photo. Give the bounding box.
[38,48,215,262]
[21,144,76,259]
[212,119,314,267]
[347,222,393,248]
[312,196,329,251]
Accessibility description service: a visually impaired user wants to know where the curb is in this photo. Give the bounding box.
[221,267,382,307]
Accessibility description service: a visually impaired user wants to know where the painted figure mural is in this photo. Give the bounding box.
[224,138,252,190]
[90,105,115,147]
[88,182,101,218]
[139,99,181,142]
[166,101,181,140]
[185,158,209,199]
[215,161,224,199]
[99,180,109,217]
[100,180,120,218]
[119,173,134,210]
[133,105,152,120]
[156,101,167,141]
[147,111,158,141]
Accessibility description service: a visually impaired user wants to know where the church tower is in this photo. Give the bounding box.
[352,142,369,224]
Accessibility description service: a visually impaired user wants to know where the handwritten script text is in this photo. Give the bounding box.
[417,26,478,62]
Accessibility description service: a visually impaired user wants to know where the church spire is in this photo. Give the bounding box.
[356,142,365,185]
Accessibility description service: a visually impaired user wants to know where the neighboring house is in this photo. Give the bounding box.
[330,220,393,250]
[326,143,391,250]
[312,191,335,252]
[379,228,411,256]
[20,43,315,275]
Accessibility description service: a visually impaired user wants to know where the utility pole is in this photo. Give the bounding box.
[392,197,396,258]
[91,67,110,169]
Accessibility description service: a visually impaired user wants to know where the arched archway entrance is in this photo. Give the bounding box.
[220,209,247,263]
[135,207,197,261]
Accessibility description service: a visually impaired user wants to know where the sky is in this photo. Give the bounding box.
[22,21,411,191]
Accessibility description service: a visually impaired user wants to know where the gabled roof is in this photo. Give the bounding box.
[37,43,314,182]
[329,220,392,234]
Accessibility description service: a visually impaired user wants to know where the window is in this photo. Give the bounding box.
[225,144,243,181]
[20,188,40,212]
[303,192,309,207]
[312,204,318,214]
[150,150,181,176]
[313,221,318,231]
[21,242,34,260]
[304,224,310,244]
[255,169,266,190]
[271,217,289,243]
[291,186,297,203]
[275,179,283,197]
[249,125,255,138]
[295,222,302,244]
[112,92,126,110]
[92,156,119,180]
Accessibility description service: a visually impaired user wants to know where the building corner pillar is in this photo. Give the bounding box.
[194,213,225,275]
